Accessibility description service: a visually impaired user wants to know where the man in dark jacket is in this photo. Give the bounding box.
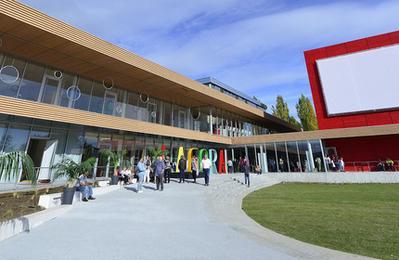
[164,156,171,183]
[178,155,186,183]
[154,156,165,191]
[240,155,250,187]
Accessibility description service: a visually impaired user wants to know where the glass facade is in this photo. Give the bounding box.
[0,115,227,184]
[0,52,270,137]
[232,140,327,173]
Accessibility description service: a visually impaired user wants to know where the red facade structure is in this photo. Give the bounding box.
[304,31,399,170]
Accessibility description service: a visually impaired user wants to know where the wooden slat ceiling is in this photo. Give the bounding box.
[0,1,296,132]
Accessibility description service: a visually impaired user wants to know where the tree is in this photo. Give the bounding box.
[288,116,302,130]
[271,96,290,121]
[296,94,318,131]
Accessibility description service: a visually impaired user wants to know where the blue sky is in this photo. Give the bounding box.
[20,0,399,115]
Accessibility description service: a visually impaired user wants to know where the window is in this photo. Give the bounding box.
[89,82,105,114]
[17,62,45,101]
[0,122,8,152]
[3,124,30,152]
[73,77,92,111]
[0,56,25,98]
[125,92,140,120]
[58,73,76,107]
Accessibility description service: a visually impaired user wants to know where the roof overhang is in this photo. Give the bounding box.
[232,124,399,145]
[0,1,296,132]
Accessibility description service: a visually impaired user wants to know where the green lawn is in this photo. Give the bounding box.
[242,183,399,259]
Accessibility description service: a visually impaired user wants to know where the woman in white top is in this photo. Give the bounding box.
[202,154,212,186]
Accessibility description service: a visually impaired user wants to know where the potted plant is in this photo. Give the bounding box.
[99,149,127,185]
[53,157,96,205]
[0,151,37,184]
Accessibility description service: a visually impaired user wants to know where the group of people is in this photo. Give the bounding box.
[376,158,396,171]
[134,154,213,193]
[324,155,345,172]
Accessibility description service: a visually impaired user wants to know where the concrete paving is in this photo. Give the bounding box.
[0,174,367,260]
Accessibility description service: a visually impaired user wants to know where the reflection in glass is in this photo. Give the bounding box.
[50,129,67,164]
[311,140,324,172]
[0,122,8,152]
[59,73,76,107]
[89,82,105,114]
[125,92,140,120]
[103,90,117,115]
[41,77,60,105]
[287,141,300,172]
[73,77,92,111]
[0,56,25,98]
[64,130,83,162]
[30,127,50,138]
[265,143,277,172]
[276,142,288,172]
[3,124,30,152]
[18,63,45,101]
[298,141,311,172]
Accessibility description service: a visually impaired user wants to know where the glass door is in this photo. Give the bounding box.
[103,90,117,115]
[39,75,61,105]
[178,110,186,129]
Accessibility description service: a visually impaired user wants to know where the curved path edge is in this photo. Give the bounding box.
[206,175,373,259]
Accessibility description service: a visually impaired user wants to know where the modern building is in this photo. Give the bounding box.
[1,2,398,188]
[0,1,304,186]
[197,77,268,111]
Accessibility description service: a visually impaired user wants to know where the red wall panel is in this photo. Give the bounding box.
[304,30,399,130]
[345,39,368,53]
[388,31,399,43]
[325,135,399,162]
[366,34,392,48]
[389,111,399,123]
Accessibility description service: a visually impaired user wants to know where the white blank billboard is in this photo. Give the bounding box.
[316,44,399,115]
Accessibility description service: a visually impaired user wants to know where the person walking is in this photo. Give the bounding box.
[144,155,151,183]
[202,154,211,186]
[154,155,165,191]
[338,157,345,172]
[191,155,198,183]
[164,155,171,183]
[136,158,146,193]
[240,155,250,187]
[178,155,186,183]
[227,159,233,174]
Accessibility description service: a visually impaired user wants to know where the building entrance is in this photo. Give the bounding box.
[26,138,57,182]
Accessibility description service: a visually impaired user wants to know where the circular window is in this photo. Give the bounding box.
[0,65,19,84]
[191,108,201,120]
[103,78,114,89]
[151,111,157,118]
[66,85,81,101]
[140,93,149,103]
[54,70,63,79]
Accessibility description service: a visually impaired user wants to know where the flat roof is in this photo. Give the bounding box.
[196,77,263,108]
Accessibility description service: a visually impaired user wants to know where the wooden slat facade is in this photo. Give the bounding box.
[0,96,232,145]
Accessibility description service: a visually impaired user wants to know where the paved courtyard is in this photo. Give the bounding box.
[0,175,365,260]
